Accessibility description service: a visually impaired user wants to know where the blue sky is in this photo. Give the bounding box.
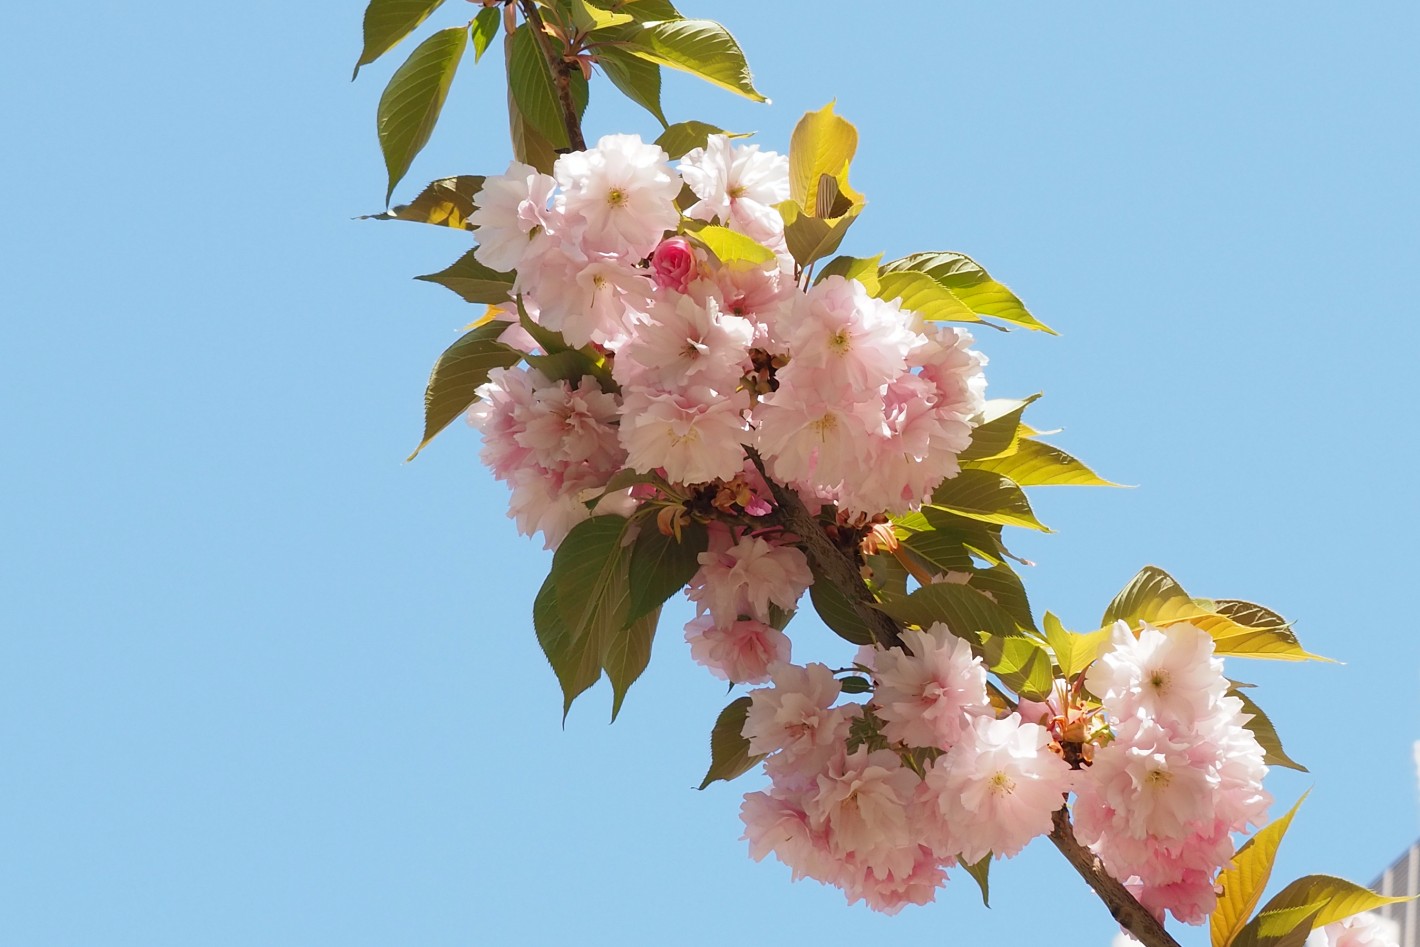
[4,2,1418,944]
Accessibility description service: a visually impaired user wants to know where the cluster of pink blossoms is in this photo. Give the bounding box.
[466,131,986,551]
[737,619,1272,920]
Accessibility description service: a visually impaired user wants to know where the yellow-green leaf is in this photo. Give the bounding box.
[956,396,1041,463]
[1043,611,1112,679]
[353,0,447,79]
[815,254,882,295]
[880,251,1054,334]
[469,5,501,62]
[360,175,484,229]
[777,199,861,269]
[377,26,467,202]
[1230,687,1307,772]
[1211,793,1307,947]
[691,225,775,265]
[874,270,980,324]
[930,470,1050,532]
[1235,875,1413,947]
[788,102,862,212]
[621,18,766,102]
[407,319,521,460]
[969,437,1119,487]
[874,582,1020,641]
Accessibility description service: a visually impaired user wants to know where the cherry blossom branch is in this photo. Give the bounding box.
[1048,807,1183,947]
[744,448,902,649]
[517,0,587,152]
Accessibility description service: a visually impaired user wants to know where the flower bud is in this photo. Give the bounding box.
[650,235,696,293]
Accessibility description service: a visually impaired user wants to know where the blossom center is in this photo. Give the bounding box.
[989,771,1016,795]
[606,187,628,207]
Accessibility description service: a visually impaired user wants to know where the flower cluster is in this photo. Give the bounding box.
[736,619,1272,921]
[738,624,1072,914]
[466,132,986,550]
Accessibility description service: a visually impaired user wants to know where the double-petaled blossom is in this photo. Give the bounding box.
[869,624,989,749]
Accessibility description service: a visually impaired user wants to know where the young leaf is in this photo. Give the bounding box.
[930,470,1051,532]
[359,174,484,229]
[698,696,764,790]
[899,528,975,575]
[1229,687,1307,772]
[1042,612,1112,680]
[601,0,684,22]
[414,248,515,304]
[777,199,861,269]
[982,634,1054,700]
[969,438,1120,488]
[1210,793,1307,947]
[1233,875,1413,947]
[354,0,447,79]
[956,395,1041,463]
[605,604,660,721]
[814,254,882,294]
[874,270,979,323]
[627,520,709,624]
[377,25,468,203]
[968,563,1036,632]
[469,5,501,62]
[654,120,747,159]
[690,225,776,265]
[407,320,521,460]
[880,251,1054,334]
[534,573,604,721]
[621,19,767,102]
[595,45,669,128]
[787,102,861,211]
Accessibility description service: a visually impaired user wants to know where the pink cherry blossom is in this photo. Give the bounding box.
[804,746,922,879]
[469,160,559,272]
[619,386,750,485]
[678,134,790,245]
[612,291,753,395]
[1086,621,1230,728]
[554,133,681,259]
[870,624,989,749]
[649,235,697,293]
[742,662,845,759]
[686,533,812,627]
[684,615,790,684]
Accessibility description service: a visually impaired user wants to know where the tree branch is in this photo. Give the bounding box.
[517,0,587,152]
[744,448,902,649]
[1049,808,1183,947]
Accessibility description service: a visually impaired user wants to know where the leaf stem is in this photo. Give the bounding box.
[517,0,587,152]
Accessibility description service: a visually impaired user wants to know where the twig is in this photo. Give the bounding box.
[516,0,587,152]
[1048,808,1183,947]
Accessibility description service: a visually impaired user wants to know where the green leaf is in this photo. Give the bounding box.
[874,270,980,324]
[815,254,882,295]
[1230,687,1307,772]
[963,854,991,907]
[377,25,467,203]
[875,582,1020,641]
[880,251,1054,334]
[414,248,515,304]
[505,32,560,174]
[839,675,872,695]
[605,604,660,721]
[1042,612,1111,680]
[982,634,1054,700]
[621,19,766,102]
[968,562,1036,632]
[565,0,634,31]
[778,199,861,269]
[900,508,1010,566]
[1101,567,1330,662]
[653,120,747,159]
[353,0,447,79]
[787,102,861,211]
[627,520,709,623]
[1235,875,1412,947]
[900,529,974,575]
[691,225,776,265]
[534,573,603,721]
[970,437,1119,487]
[507,24,590,150]
[407,320,521,460]
[930,470,1050,532]
[599,0,684,22]
[595,45,668,127]
[809,576,875,645]
[359,175,484,229]
[956,396,1041,463]
[469,6,501,62]
[550,515,634,643]
[698,696,764,790]
[1211,793,1307,947]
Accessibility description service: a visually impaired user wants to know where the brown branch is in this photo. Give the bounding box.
[744,448,902,649]
[1049,808,1183,947]
[516,0,587,152]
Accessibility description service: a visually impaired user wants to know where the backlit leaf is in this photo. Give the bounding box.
[653,120,748,159]
[354,0,447,79]
[621,19,766,102]
[970,438,1119,487]
[815,254,882,295]
[875,582,1020,641]
[469,5,501,62]
[359,174,484,229]
[787,102,861,211]
[874,270,980,324]
[1043,611,1111,680]
[1211,794,1307,947]
[778,199,861,269]
[596,45,668,127]
[956,396,1041,463]
[1230,687,1307,772]
[1234,875,1412,947]
[930,470,1050,532]
[963,854,991,907]
[377,26,467,202]
[880,251,1053,333]
[691,225,776,265]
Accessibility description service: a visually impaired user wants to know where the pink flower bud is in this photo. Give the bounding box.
[650,236,695,293]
